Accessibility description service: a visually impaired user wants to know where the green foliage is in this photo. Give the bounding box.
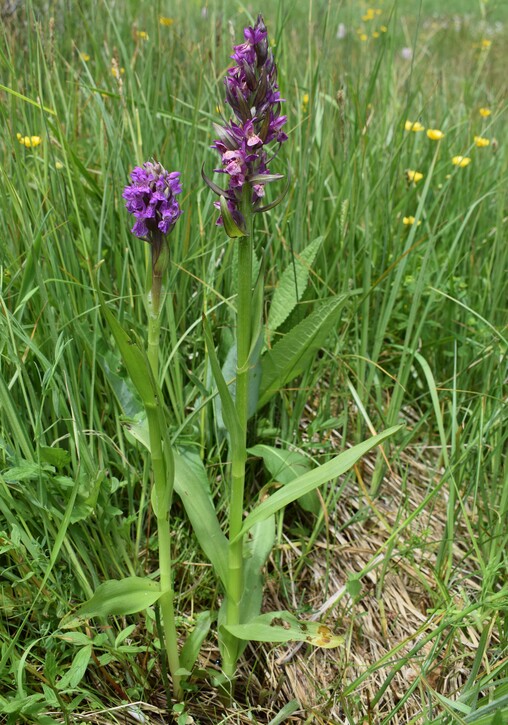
[179,611,214,675]
[249,443,320,514]
[259,294,350,407]
[173,449,228,588]
[223,610,344,647]
[237,426,402,538]
[267,236,323,332]
[62,577,162,627]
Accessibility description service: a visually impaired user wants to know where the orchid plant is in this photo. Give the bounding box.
[62,14,401,705]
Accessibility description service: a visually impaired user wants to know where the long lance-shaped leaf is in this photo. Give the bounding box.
[258,294,352,407]
[60,577,162,628]
[267,236,324,333]
[202,314,244,454]
[223,610,344,648]
[179,610,214,674]
[233,425,403,540]
[97,287,157,408]
[173,449,229,588]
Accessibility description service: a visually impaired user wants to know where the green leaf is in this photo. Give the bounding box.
[214,339,263,431]
[203,314,244,454]
[464,693,508,724]
[56,632,93,647]
[39,446,71,469]
[241,515,276,631]
[173,449,228,588]
[180,611,213,673]
[97,287,157,409]
[223,610,344,647]
[125,413,150,450]
[235,425,403,539]
[56,645,92,690]
[248,444,319,515]
[268,236,323,332]
[259,294,349,407]
[4,460,52,482]
[266,700,302,725]
[345,576,362,599]
[60,577,161,628]
[97,348,143,418]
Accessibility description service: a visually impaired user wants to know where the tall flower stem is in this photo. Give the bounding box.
[146,273,182,701]
[224,200,253,680]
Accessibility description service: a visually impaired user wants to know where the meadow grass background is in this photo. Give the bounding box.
[0,0,506,723]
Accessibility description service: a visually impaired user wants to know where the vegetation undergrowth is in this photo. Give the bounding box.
[0,1,506,723]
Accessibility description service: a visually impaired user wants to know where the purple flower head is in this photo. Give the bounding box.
[204,15,288,234]
[123,161,183,240]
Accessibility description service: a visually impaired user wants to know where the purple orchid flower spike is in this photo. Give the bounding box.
[123,160,183,269]
[123,160,183,315]
[203,15,288,236]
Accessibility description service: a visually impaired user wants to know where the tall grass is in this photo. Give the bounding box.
[0,1,506,722]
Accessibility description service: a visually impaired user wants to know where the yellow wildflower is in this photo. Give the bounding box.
[136,30,149,40]
[481,39,492,48]
[359,33,368,42]
[405,120,425,132]
[302,93,309,111]
[406,169,424,184]
[474,135,490,147]
[79,52,90,62]
[55,161,64,169]
[17,132,42,148]
[380,25,388,32]
[479,107,491,117]
[452,155,471,167]
[427,128,444,140]
[403,216,421,226]
[159,16,174,26]
[111,66,125,78]
[362,9,376,21]
[372,31,380,38]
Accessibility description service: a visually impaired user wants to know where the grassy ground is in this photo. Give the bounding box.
[0,0,506,723]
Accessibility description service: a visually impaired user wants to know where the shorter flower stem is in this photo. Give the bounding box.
[145,271,181,701]
[146,402,182,701]
[147,273,164,379]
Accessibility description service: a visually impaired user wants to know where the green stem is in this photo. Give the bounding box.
[147,272,163,379]
[145,266,181,700]
[224,209,253,680]
[146,401,182,700]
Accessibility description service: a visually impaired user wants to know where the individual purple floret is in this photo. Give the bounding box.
[204,15,288,233]
[123,161,182,240]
